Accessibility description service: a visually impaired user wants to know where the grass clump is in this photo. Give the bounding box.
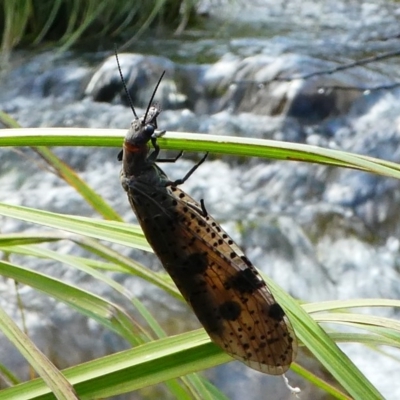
[0,0,199,54]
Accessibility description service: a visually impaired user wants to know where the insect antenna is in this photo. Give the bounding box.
[114,46,138,119]
[143,70,166,123]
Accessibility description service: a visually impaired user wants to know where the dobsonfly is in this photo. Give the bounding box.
[116,54,297,375]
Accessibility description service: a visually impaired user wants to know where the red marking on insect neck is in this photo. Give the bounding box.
[124,141,146,154]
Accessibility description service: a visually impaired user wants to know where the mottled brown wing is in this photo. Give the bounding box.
[168,186,297,374]
[127,179,297,375]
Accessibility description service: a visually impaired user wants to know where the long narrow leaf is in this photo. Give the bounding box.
[0,232,63,246]
[305,299,400,313]
[2,128,400,179]
[0,260,139,344]
[265,276,384,399]
[33,146,123,221]
[0,238,179,300]
[0,203,149,250]
[0,111,123,221]
[0,307,77,400]
[315,313,400,332]
[0,330,228,400]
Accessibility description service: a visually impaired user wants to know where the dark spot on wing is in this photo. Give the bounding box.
[226,268,265,294]
[219,300,242,321]
[268,303,285,321]
[189,287,223,335]
[182,252,209,274]
[240,256,252,267]
[266,337,281,345]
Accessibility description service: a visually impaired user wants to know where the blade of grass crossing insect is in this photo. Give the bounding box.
[0,241,178,302]
[75,236,181,299]
[3,129,400,179]
[15,243,226,399]
[0,203,149,250]
[7,245,220,399]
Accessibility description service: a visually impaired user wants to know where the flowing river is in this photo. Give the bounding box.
[1,0,400,398]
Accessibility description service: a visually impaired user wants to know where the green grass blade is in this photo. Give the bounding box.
[314,313,400,332]
[0,330,228,400]
[75,236,180,298]
[1,127,397,398]
[0,242,227,399]
[32,0,63,45]
[0,198,387,397]
[329,332,400,348]
[0,203,149,250]
[305,298,400,313]
[2,128,400,178]
[0,307,78,400]
[0,113,122,221]
[0,260,139,344]
[0,232,63,246]
[265,277,384,399]
[291,362,351,400]
[0,237,179,300]
[33,146,123,221]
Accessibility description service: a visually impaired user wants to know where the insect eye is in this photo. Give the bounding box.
[144,124,155,136]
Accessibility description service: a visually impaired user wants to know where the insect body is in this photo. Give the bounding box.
[117,61,297,375]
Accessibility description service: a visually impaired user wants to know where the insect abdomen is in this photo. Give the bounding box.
[125,179,297,375]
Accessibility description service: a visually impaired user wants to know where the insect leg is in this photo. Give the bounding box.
[148,134,183,163]
[165,152,208,187]
[150,130,166,152]
[186,198,208,217]
[156,151,184,163]
[200,198,208,217]
[147,136,162,162]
